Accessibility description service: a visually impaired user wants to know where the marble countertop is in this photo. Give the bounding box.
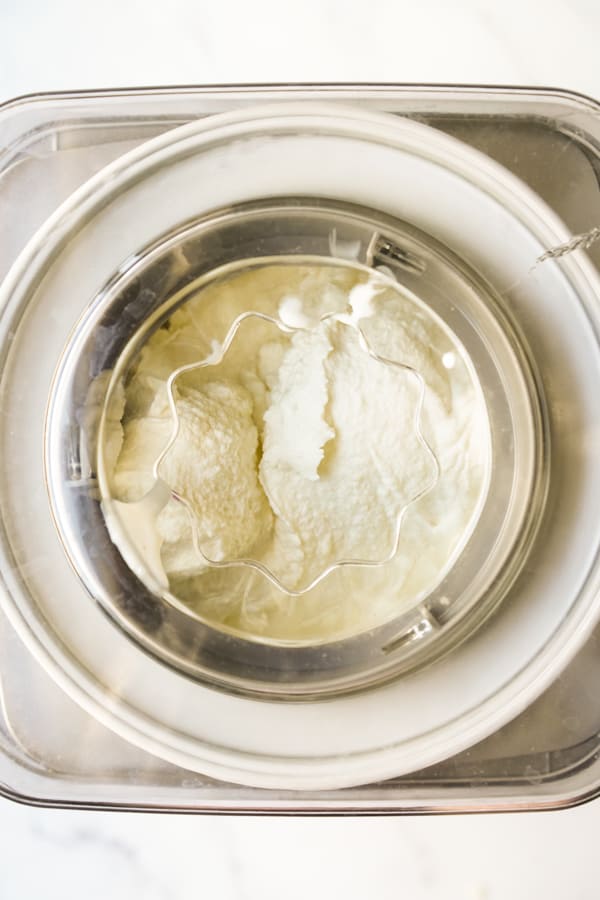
[1,0,600,897]
[2,800,599,899]
[1,0,599,100]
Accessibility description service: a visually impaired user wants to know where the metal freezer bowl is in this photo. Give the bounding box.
[1,84,600,812]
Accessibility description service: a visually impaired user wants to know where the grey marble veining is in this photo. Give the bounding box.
[0,0,598,100]
[0,800,599,898]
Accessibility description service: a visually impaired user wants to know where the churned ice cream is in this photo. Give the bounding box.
[102,262,490,642]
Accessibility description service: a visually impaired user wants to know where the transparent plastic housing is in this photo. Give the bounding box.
[1,84,600,810]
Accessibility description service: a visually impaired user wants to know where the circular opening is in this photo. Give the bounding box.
[45,198,545,697]
[98,257,487,623]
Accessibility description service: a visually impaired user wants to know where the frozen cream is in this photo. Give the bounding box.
[102,262,490,642]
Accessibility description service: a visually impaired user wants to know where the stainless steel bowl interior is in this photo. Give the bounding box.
[44,197,546,698]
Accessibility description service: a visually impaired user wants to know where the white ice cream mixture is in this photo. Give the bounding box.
[103,263,490,642]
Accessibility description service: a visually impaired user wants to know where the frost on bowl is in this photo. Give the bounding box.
[97,260,491,643]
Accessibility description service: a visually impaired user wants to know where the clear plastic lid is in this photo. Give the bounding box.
[1,84,600,809]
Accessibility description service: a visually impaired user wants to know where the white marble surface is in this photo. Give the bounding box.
[2,0,600,897]
[1,801,599,899]
[0,0,599,99]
